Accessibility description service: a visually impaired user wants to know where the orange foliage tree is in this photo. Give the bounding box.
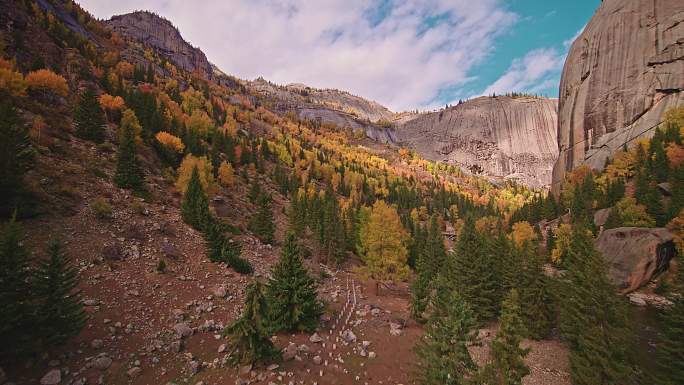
[99,93,125,121]
[25,69,68,97]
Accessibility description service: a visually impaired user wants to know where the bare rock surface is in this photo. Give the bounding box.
[552,0,684,192]
[596,227,676,293]
[396,96,559,187]
[106,11,213,79]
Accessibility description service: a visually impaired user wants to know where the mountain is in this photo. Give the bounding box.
[395,96,559,188]
[552,0,684,192]
[106,11,214,80]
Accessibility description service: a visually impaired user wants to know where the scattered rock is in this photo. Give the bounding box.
[90,339,104,349]
[93,356,112,371]
[309,333,323,343]
[102,244,123,261]
[83,299,99,306]
[218,344,226,353]
[341,329,356,343]
[187,361,200,376]
[266,364,279,371]
[161,242,183,259]
[282,343,298,361]
[170,340,183,353]
[212,285,228,298]
[313,355,322,365]
[173,323,193,338]
[389,322,403,336]
[40,369,61,385]
[127,367,142,378]
[368,351,377,359]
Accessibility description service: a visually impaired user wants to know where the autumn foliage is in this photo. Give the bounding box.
[155,132,185,153]
[176,154,214,196]
[25,69,68,97]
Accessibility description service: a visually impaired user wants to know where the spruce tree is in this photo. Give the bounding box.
[635,168,665,226]
[559,225,632,385]
[222,281,280,366]
[74,87,106,143]
[0,218,36,356]
[517,243,553,340]
[114,110,144,190]
[181,166,211,231]
[450,217,499,321]
[0,101,34,212]
[655,262,684,385]
[411,216,447,320]
[33,238,87,346]
[413,284,478,385]
[265,232,323,333]
[477,289,530,385]
[249,193,275,244]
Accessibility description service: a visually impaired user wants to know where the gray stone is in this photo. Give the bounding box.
[173,323,193,338]
[341,329,356,343]
[127,367,142,378]
[40,369,61,385]
[309,333,323,343]
[92,356,112,371]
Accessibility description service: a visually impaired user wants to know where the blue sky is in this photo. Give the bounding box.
[81,0,600,111]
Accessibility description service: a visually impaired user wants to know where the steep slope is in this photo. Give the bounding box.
[552,0,684,192]
[396,96,559,188]
[106,11,213,79]
[251,78,398,143]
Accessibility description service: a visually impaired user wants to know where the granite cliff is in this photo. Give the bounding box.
[106,11,214,80]
[396,96,559,188]
[552,0,684,192]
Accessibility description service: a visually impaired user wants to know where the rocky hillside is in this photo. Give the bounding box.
[396,96,559,188]
[106,11,213,80]
[552,0,684,192]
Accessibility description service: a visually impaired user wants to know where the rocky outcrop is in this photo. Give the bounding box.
[596,227,676,293]
[106,11,213,79]
[552,0,684,193]
[395,96,559,188]
[251,78,397,143]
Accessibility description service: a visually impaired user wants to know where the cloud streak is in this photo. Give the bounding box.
[80,0,518,111]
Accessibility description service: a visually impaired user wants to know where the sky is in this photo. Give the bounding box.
[79,0,599,112]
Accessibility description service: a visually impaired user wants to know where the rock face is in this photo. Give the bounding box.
[106,11,213,79]
[250,79,397,143]
[596,227,676,293]
[552,0,684,193]
[396,96,559,188]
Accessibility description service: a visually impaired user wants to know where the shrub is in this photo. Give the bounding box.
[25,69,68,97]
[91,197,112,219]
[156,259,166,273]
[0,67,27,97]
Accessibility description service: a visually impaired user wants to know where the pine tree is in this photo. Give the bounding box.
[182,166,212,231]
[114,110,144,190]
[559,225,632,385]
[265,232,323,333]
[222,281,280,366]
[249,193,275,244]
[74,87,106,143]
[477,289,530,385]
[635,168,665,226]
[517,243,553,340]
[0,218,37,356]
[33,238,87,346]
[411,216,447,320]
[146,63,154,84]
[655,262,684,385]
[248,179,262,204]
[413,284,478,385]
[0,101,35,212]
[450,217,499,321]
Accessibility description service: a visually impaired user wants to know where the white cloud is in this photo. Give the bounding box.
[479,47,565,97]
[79,0,517,111]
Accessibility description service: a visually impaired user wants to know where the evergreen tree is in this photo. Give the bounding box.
[655,261,684,385]
[265,232,323,333]
[449,217,499,321]
[413,285,478,385]
[203,222,252,274]
[249,193,275,244]
[635,167,665,226]
[0,218,36,356]
[668,164,684,221]
[74,87,106,143]
[248,180,262,204]
[33,238,87,346]
[411,216,447,320]
[477,289,530,385]
[146,63,154,84]
[559,225,632,385]
[517,242,553,340]
[114,110,144,190]
[0,101,35,213]
[318,189,346,264]
[181,166,211,231]
[222,281,280,366]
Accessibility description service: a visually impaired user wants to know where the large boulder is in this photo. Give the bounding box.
[596,227,676,293]
[552,0,684,195]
